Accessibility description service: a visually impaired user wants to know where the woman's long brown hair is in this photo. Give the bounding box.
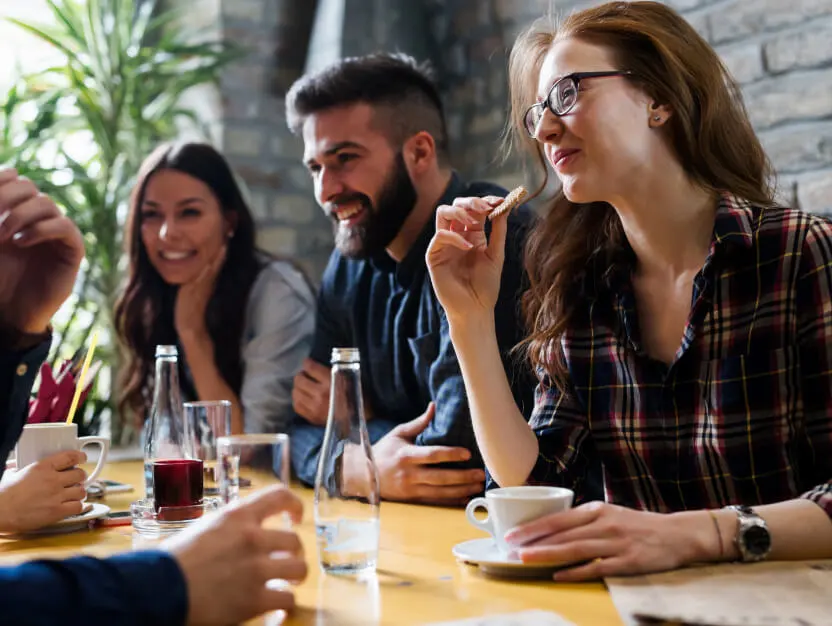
[114,142,266,425]
[507,1,775,390]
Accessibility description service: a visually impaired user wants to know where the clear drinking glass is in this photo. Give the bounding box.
[216,434,290,505]
[184,401,232,497]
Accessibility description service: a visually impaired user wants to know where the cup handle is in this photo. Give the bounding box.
[78,436,110,486]
[465,497,493,537]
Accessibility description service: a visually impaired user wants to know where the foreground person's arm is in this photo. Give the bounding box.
[0,486,307,625]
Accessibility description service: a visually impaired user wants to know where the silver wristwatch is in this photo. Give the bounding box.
[725,505,772,562]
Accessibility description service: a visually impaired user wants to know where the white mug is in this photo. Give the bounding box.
[15,423,110,486]
[465,486,574,553]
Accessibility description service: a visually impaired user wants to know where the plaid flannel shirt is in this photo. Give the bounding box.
[528,194,832,520]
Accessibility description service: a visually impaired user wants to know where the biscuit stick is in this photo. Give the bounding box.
[488,185,528,220]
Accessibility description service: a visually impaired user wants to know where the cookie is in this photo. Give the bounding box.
[488,185,528,220]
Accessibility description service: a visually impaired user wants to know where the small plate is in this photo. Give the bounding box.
[15,503,111,536]
[452,538,564,578]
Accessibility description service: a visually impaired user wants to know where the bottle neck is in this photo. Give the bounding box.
[152,356,180,412]
[146,355,189,459]
[330,362,365,429]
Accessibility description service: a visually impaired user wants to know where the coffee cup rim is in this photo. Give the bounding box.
[485,486,573,500]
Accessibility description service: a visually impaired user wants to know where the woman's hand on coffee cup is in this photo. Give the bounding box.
[0,450,87,533]
[504,501,711,581]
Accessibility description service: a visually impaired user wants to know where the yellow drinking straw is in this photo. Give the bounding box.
[66,330,99,425]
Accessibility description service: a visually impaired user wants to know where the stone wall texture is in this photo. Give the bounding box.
[196,0,832,282]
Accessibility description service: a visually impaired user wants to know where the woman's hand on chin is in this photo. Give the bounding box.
[175,245,227,339]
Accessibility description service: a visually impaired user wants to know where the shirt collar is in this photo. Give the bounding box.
[589,192,762,296]
[711,191,757,252]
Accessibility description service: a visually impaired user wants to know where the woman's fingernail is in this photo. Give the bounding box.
[0,211,9,229]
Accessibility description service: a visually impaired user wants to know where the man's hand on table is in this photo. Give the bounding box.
[165,485,308,626]
[343,403,485,506]
[0,451,87,533]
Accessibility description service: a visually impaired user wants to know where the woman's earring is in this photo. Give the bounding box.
[653,115,661,122]
[227,230,235,240]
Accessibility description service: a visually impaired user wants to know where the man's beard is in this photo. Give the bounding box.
[331,152,418,259]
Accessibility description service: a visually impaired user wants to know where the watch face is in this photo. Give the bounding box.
[745,524,771,555]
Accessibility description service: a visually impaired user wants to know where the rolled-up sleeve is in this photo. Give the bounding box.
[240,262,315,434]
[525,372,593,494]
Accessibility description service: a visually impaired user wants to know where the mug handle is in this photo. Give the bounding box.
[465,497,493,537]
[78,436,110,486]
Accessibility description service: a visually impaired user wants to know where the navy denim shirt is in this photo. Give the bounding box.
[290,173,538,486]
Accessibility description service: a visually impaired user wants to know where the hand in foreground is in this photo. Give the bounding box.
[165,485,307,626]
[292,358,331,426]
[345,403,485,506]
[0,169,85,334]
[425,195,506,324]
[0,451,87,533]
[504,501,713,581]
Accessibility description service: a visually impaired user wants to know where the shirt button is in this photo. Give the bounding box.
[16,363,28,376]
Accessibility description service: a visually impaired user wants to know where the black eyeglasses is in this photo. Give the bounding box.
[523,71,633,137]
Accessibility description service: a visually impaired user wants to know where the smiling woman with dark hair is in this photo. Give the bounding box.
[115,141,315,435]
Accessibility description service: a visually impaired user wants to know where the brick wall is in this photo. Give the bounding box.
[428,0,832,213]
[187,0,832,283]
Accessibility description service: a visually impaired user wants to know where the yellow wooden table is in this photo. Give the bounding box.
[0,461,623,625]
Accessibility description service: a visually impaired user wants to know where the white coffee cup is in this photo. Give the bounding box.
[15,423,110,486]
[465,486,574,553]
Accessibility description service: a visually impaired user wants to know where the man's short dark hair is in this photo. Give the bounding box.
[286,52,450,166]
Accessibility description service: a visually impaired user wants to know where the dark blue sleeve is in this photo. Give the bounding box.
[414,208,538,469]
[289,414,397,486]
[493,207,538,419]
[0,340,50,480]
[290,255,399,485]
[0,550,188,626]
[413,311,482,467]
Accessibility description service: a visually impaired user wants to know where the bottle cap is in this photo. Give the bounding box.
[331,347,360,364]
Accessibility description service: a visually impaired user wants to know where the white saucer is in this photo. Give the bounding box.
[452,538,565,578]
[21,503,111,536]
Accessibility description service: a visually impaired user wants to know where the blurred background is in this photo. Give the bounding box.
[1,0,830,445]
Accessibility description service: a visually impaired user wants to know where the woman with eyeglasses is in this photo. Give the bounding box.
[426,1,832,580]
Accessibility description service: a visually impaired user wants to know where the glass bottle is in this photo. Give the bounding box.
[143,345,202,511]
[314,347,381,574]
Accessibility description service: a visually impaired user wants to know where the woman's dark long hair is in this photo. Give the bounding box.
[506,1,775,390]
[115,142,266,424]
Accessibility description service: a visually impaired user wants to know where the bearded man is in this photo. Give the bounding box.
[285,53,536,506]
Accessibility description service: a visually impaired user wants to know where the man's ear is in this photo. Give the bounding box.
[402,131,437,176]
